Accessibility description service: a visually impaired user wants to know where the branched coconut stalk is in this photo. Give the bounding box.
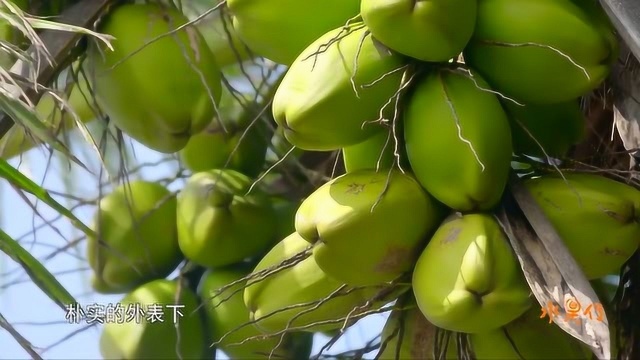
[371,298,429,360]
[223,73,284,193]
[453,66,525,106]
[218,8,261,94]
[168,15,224,135]
[41,322,98,353]
[549,160,640,187]
[369,165,395,213]
[433,328,454,360]
[0,267,90,289]
[201,247,313,313]
[39,235,86,262]
[362,64,417,131]
[10,199,90,247]
[218,65,266,118]
[249,351,289,360]
[92,186,182,283]
[388,66,417,175]
[226,304,399,349]
[440,70,486,173]
[452,332,474,360]
[8,319,75,326]
[342,13,364,29]
[511,116,573,181]
[313,280,407,358]
[316,335,381,359]
[349,29,369,99]
[338,280,405,333]
[270,280,401,358]
[301,23,366,71]
[219,281,395,348]
[479,40,591,81]
[362,65,409,90]
[315,331,352,359]
[14,189,66,243]
[359,65,419,204]
[199,73,284,187]
[511,134,636,234]
[218,76,248,110]
[126,188,180,265]
[95,157,176,188]
[253,63,283,103]
[245,146,297,195]
[329,149,343,180]
[216,283,383,349]
[262,144,335,198]
[375,130,393,174]
[373,309,403,360]
[266,284,352,359]
[214,298,326,348]
[101,1,225,74]
[262,137,325,191]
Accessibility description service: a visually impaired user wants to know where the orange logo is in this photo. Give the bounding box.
[539,297,605,325]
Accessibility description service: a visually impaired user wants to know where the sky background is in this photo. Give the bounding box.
[0,129,389,359]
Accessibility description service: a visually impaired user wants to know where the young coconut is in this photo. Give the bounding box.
[176,169,278,268]
[523,173,640,279]
[361,0,476,62]
[198,265,314,359]
[179,90,270,178]
[404,66,513,212]
[272,23,408,151]
[86,3,222,153]
[87,181,183,294]
[243,232,403,334]
[342,129,406,173]
[469,306,588,359]
[226,0,360,65]
[463,0,618,104]
[503,98,586,159]
[295,169,444,287]
[412,213,533,334]
[99,279,207,359]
